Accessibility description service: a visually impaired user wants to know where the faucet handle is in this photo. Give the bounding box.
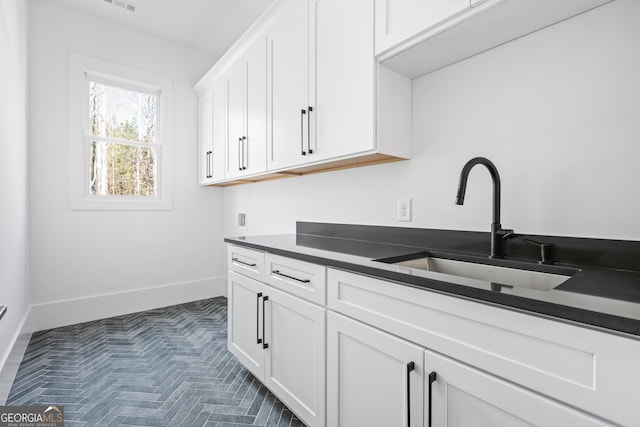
[501,229,516,240]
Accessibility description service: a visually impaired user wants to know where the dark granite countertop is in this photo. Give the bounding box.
[225,223,640,338]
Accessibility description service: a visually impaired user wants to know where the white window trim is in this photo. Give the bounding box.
[69,52,173,210]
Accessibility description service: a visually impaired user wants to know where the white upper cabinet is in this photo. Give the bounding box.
[375,0,471,56]
[197,79,226,184]
[267,1,312,171]
[313,0,376,162]
[269,0,379,169]
[210,79,226,182]
[198,91,214,184]
[268,0,410,172]
[226,61,245,179]
[377,0,614,78]
[195,0,411,185]
[226,39,268,179]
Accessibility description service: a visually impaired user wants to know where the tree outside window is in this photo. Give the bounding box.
[87,78,160,197]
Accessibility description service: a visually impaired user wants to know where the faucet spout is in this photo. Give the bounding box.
[456,157,510,258]
[456,157,501,224]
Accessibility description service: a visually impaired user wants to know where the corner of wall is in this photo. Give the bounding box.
[0,308,33,405]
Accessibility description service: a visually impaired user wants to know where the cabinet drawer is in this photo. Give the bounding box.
[228,245,265,281]
[328,268,640,426]
[265,253,326,305]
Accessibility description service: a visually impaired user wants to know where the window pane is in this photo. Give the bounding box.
[89,140,158,197]
[88,81,157,143]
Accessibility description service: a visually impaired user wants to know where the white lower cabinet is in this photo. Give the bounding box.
[228,270,325,427]
[425,350,611,427]
[327,311,424,427]
[229,249,636,426]
[327,310,610,427]
[228,270,265,378]
[328,268,639,426]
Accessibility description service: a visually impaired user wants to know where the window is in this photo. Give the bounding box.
[87,77,159,197]
[69,53,173,210]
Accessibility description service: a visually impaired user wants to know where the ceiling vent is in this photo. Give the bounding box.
[103,0,136,13]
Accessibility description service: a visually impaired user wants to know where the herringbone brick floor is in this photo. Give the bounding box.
[7,297,305,426]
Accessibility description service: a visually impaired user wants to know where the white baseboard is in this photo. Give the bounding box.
[0,308,33,405]
[32,276,227,332]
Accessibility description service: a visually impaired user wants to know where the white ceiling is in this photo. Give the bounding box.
[54,0,275,58]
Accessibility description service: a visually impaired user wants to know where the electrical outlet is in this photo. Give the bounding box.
[238,212,247,229]
[397,199,411,222]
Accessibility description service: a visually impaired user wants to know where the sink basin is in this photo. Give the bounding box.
[380,255,574,292]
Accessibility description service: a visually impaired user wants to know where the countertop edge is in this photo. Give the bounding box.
[225,237,640,339]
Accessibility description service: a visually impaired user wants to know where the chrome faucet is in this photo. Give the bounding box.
[455,157,512,259]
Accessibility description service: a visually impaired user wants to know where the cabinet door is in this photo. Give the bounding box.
[210,79,226,182]
[327,311,424,427]
[227,271,264,379]
[425,349,612,427]
[198,92,213,184]
[375,0,471,55]
[313,0,375,161]
[268,0,311,170]
[263,286,325,427]
[226,62,245,179]
[244,39,267,176]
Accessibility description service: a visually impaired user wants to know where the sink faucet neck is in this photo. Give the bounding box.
[456,157,510,259]
[455,157,501,225]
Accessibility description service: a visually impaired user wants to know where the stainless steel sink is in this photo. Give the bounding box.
[385,256,573,291]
